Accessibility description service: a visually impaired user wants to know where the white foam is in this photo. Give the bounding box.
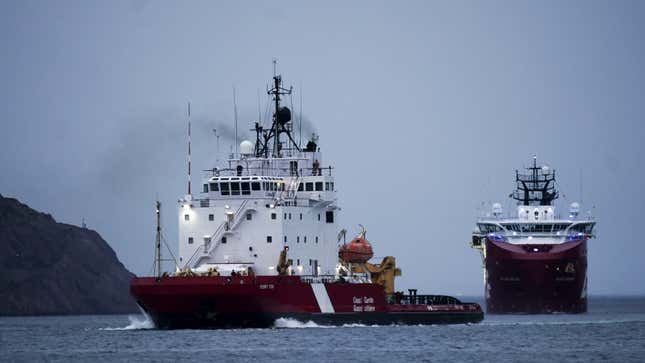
[101,314,155,330]
[273,318,328,328]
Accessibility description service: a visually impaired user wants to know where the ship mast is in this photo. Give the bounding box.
[265,60,296,158]
[512,156,558,206]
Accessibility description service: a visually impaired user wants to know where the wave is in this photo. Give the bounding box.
[273,318,327,328]
[101,314,155,330]
[273,318,385,329]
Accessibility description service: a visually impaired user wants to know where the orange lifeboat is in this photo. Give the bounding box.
[339,229,374,264]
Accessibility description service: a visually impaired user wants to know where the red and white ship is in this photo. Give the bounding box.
[130,67,483,328]
[471,158,596,314]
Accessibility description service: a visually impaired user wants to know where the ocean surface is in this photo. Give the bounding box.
[1,296,644,362]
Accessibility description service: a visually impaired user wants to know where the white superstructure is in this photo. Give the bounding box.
[177,70,340,277]
[472,158,596,248]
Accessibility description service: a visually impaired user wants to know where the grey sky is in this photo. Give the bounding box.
[1,1,644,295]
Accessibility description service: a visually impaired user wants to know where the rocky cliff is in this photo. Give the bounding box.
[0,194,138,315]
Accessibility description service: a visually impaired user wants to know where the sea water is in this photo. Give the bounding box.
[1,297,644,362]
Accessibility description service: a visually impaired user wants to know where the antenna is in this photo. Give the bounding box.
[155,201,162,280]
[257,88,262,125]
[299,81,303,148]
[579,168,583,205]
[187,101,191,196]
[213,128,220,165]
[233,87,238,155]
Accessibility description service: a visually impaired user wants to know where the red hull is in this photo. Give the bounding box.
[484,238,588,313]
[130,275,483,328]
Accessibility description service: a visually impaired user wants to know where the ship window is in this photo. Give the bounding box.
[267,236,272,243]
[288,213,292,220]
[299,213,303,220]
[304,236,307,243]
[298,183,304,191]
[210,183,219,192]
[297,236,300,243]
[318,214,321,221]
[242,177,250,180]
[188,237,194,244]
[241,182,250,195]
[284,213,287,219]
[305,182,314,191]
[251,182,261,191]
[315,236,319,243]
[220,183,230,195]
[284,236,287,243]
[246,213,252,220]
[184,214,190,221]
[325,182,330,191]
[209,214,214,221]
[326,211,334,223]
[221,237,227,244]
[203,184,208,193]
[478,223,502,233]
[230,182,240,195]
[204,237,211,245]
[297,259,300,266]
[315,182,323,191]
[330,182,334,191]
[271,213,276,220]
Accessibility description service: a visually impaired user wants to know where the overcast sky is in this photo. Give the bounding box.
[1,0,644,295]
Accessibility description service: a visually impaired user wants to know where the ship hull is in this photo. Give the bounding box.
[131,275,483,329]
[484,238,588,314]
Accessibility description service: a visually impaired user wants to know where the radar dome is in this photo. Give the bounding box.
[569,202,580,217]
[492,203,503,216]
[239,140,254,156]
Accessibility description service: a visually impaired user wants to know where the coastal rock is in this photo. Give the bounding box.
[0,194,138,315]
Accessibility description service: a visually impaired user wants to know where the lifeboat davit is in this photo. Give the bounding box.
[339,233,374,264]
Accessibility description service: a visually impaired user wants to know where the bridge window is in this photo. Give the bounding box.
[298,183,304,191]
[267,236,272,243]
[220,183,230,195]
[251,182,261,191]
[271,213,276,220]
[230,182,240,195]
[315,182,323,191]
[188,237,194,244]
[241,182,250,195]
[203,184,208,193]
[209,214,214,221]
[325,182,330,191]
[210,183,219,192]
[305,182,313,191]
[326,211,334,223]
